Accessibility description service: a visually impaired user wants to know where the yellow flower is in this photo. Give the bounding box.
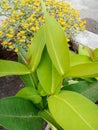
[6,34,13,38]
[27,43,31,47]
[23,24,29,28]
[11,19,16,23]
[20,31,25,34]
[9,45,14,49]
[1,41,8,46]
[19,39,25,42]
[67,38,70,42]
[30,26,36,31]
[14,48,18,53]
[22,36,26,39]
[8,42,12,45]
[12,10,17,15]
[74,23,78,27]
[2,4,11,10]
[0,31,3,36]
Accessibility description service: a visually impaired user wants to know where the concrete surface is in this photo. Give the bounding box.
[64,0,98,22]
[73,30,98,49]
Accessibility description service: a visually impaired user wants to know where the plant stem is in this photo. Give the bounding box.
[38,110,63,130]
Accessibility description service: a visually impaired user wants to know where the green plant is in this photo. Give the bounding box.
[0,0,86,52]
[0,1,98,130]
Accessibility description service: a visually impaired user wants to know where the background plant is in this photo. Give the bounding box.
[0,0,86,53]
[0,1,98,130]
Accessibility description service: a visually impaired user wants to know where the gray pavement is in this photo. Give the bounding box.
[64,0,98,22]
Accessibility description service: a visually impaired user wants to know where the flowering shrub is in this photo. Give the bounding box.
[0,0,86,52]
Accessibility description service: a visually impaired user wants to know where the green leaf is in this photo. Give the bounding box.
[37,83,47,96]
[66,62,98,78]
[37,49,62,94]
[63,80,98,102]
[45,12,70,76]
[79,44,90,56]
[0,97,44,130]
[0,60,30,77]
[38,110,63,130]
[93,48,98,61]
[94,48,98,57]
[48,91,98,130]
[16,87,42,104]
[27,25,45,72]
[70,53,92,67]
[20,74,33,87]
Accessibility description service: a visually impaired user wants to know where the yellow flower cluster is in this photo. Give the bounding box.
[0,0,86,53]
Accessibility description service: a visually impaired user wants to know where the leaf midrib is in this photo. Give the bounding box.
[46,24,64,75]
[31,37,44,71]
[0,114,40,119]
[54,95,94,130]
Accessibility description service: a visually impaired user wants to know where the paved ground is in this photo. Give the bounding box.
[64,0,98,22]
[64,0,98,34]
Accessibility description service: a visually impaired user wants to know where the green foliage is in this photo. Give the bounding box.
[27,25,45,72]
[37,49,62,94]
[63,79,98,102]
[66,62,98,77]
[0,1,98,130]
[45,12,70,76]
[38,110,63,130]
[16,87,42,104]
[0,60,30,77]
[0,97,44,130]
[48,91,98,130]
[70,53,92,67]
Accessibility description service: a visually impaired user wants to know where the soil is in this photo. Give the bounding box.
[0,18,98,130]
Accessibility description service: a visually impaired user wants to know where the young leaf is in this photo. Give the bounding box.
[37,83,47,96]
[0,60,30,77]
[70,53,92,67]
[66,62,98,78]
[27,25,45,72]
[37,49,62,94]
[79,44,90,57]
[48,91,98,130]
[0,97,44,130]
[45,12,70,76]
[16,87,42,104]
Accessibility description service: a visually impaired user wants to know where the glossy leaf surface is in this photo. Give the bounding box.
[0,97,44,130]
[0,60,30,77]
[70,53,91,67]
[66,62,98,77]
[45,13,70,76]
[27,26,45,72]
[48,91,98,130]
[16,87,42,104]
[37,49,62,94]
